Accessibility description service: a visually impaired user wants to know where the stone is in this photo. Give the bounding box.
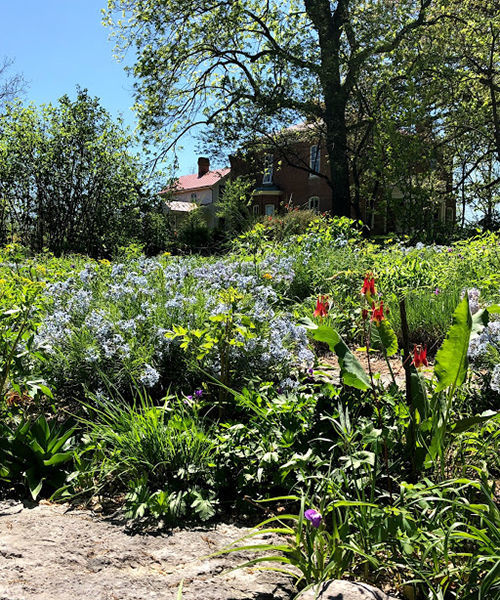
[298,579,398,600]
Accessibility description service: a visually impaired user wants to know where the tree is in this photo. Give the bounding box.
[0,89,162,255]
[216,176,254,237]
[0,57,27,109]
[429,0,500,227]
[105,0,435,218]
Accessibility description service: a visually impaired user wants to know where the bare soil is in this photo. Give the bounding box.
[0,500,293,600]
[322,352,433,387]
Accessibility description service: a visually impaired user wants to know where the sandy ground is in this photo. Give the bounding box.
[0,501,293,600]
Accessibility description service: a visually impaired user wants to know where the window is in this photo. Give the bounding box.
[253,204,260,216]
[308,196,320,213]
[190,192,197,202]
[265,204,275,216]
[262,154,273,184]
[309,145,320,174]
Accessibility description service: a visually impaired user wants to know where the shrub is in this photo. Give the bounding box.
[32,254,314,401]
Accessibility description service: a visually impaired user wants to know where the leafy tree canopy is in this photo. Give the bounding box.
[105,0,434,217]
[0,88,167,256]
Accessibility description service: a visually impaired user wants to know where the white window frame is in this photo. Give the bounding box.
[262,154,273,184]
[252,204,260,216]
[264,203,275,216]
[308,196,320,213]
[309,144,320,175]
[190,192,198,202]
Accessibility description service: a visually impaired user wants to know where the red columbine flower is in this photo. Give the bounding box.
[361,273,376,300]
[412,345,428,368]
[371,301,385,325]
[314,295,329,318]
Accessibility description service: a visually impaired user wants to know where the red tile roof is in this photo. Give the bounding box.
[161,168,230,194]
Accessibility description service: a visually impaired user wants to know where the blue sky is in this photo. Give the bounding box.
[0,0,200,176]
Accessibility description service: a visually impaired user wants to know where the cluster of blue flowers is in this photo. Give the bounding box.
[34,254,313,393]
[466,288,500,393]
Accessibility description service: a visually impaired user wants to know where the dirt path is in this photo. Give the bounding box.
[0,501,293,600]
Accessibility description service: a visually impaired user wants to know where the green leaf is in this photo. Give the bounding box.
[309,325,371,390]
[452,411,499,434]
[410,367,428,420]
[371,320,398,356]
[26,467,43,500]
[434,296,472,393]
[471,308,489,337]
[190,492,216,521]
[43,451,74,466]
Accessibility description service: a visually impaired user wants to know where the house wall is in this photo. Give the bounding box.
[230,142,336,215]
[173,188,213,205]
[170,176,228,229]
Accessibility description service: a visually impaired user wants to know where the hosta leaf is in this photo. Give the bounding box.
[309,325,370,390]
[434,296,472,393]
[371,320,398,356]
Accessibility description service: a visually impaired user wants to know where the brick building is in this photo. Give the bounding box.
[229,128,455,233]
[163,125,455,234]
[229,138,332,217]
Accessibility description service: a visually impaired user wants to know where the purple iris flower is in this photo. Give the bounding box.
[304,508,322,528]
[194,389,203,398]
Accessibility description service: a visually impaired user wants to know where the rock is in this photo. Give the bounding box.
[298,579,398,600]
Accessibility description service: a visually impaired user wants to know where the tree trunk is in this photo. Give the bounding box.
[304,0,351,218]
[324,100,351,217]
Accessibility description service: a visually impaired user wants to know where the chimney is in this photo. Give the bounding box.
[198,157,210,177]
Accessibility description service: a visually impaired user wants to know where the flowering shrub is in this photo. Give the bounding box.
[33,254,313,398]
[466,288,500,396]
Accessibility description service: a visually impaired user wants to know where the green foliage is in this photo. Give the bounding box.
[78,389,218,525]
[0,265,51,401]
[176,208,212,250]
[124,478,217,524]
[0,413,76,500]
[434,296,473,393]
[167,287,258,408]
[0,228,499,597]
[0,89,162,256]
[371,320,399,357]
[213,495,378,590]
[305,321,370,391]
[216,177,254,237]
[256,210,322,242]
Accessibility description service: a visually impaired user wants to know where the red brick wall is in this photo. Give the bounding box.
[230,142,334,215]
